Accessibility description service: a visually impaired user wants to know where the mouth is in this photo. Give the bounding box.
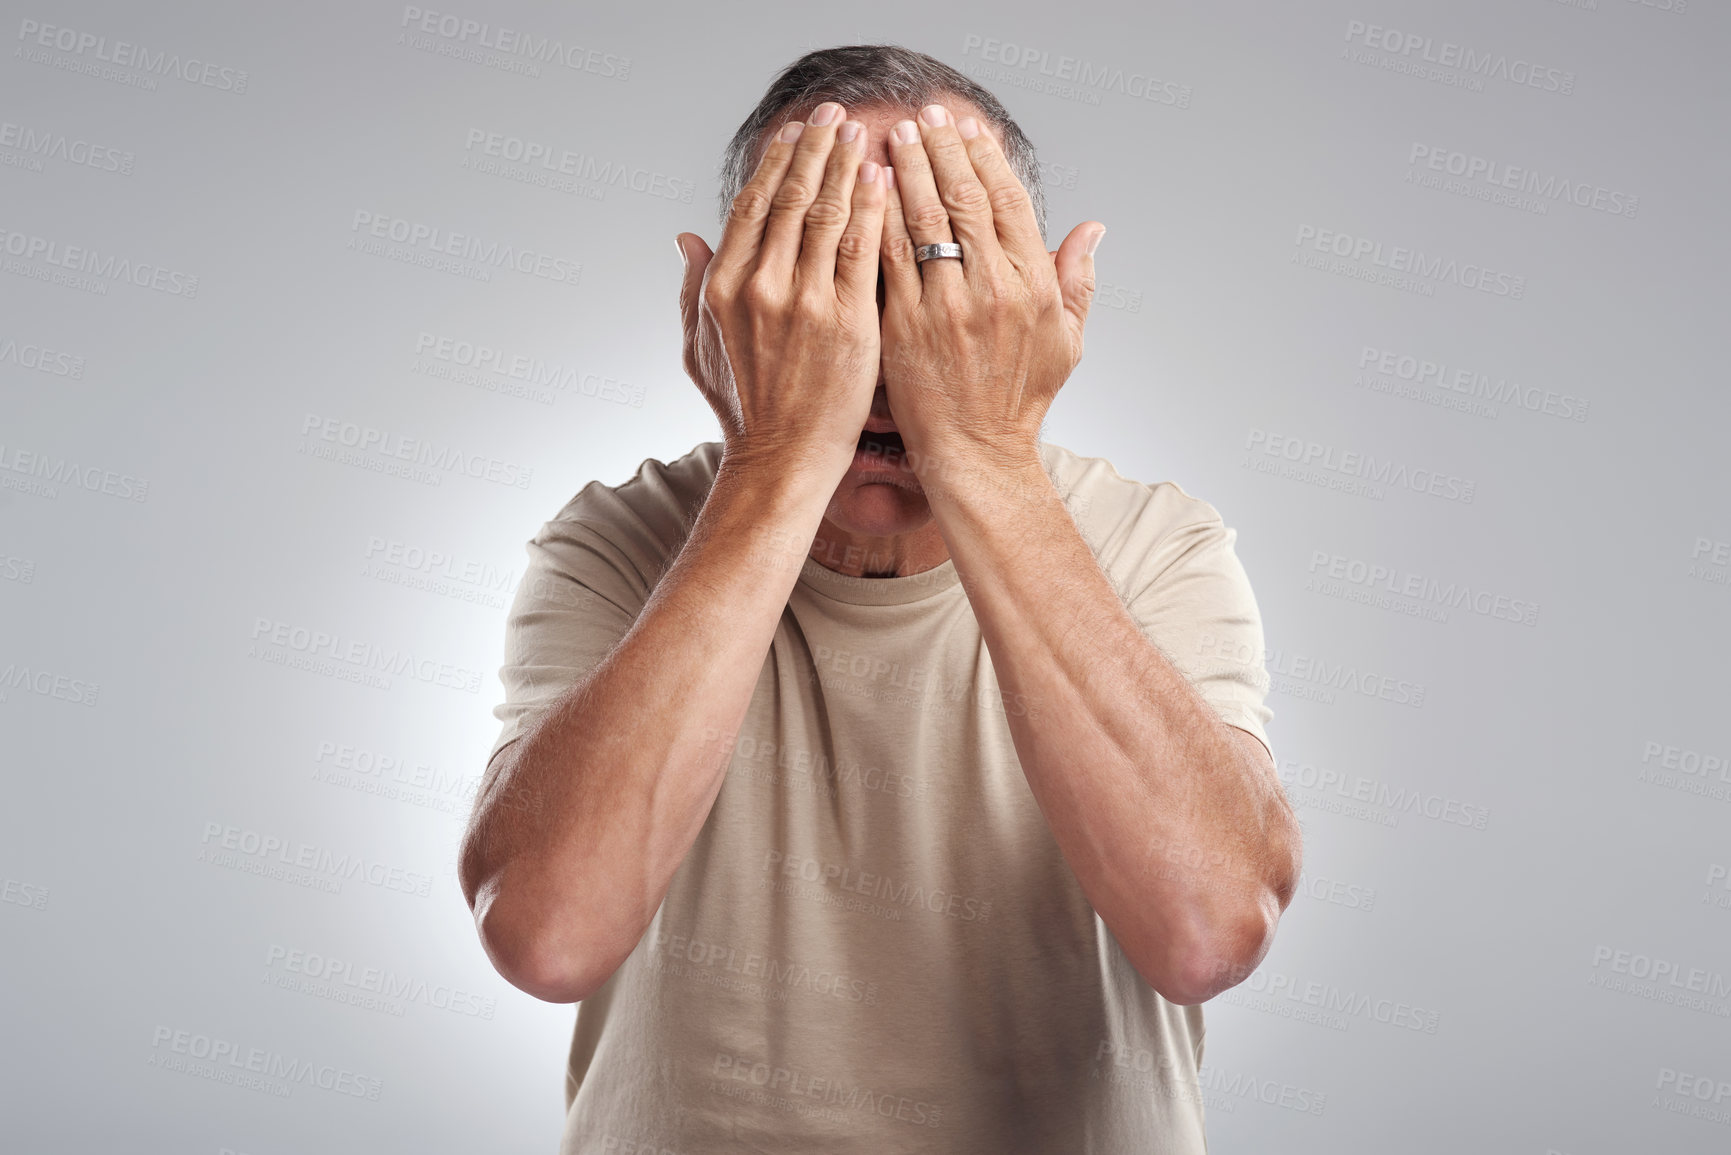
[855,427,906,468]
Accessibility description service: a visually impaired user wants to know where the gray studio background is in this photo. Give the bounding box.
[2,0,1727,1151]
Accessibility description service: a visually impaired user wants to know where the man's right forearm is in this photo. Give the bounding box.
[459,451,835,1003]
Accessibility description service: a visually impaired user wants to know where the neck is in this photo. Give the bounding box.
[807,516,950,578]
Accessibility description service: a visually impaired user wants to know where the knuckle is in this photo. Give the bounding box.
[741,274,780,310]
[944,179,991,215]
[835,228,873,264]
[982,273,1016,304]
[700,278,731,313]
[802,196,848,231]
[986,182,1031,219]
[727,185,772,225]
[771,177,817,211]
[793,289,830,321]
[908,202,951,234]
[883,234,918,266]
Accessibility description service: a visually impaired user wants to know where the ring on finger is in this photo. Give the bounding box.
[915,243,963,264]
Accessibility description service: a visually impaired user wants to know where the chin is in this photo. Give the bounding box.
[826,467,932,537]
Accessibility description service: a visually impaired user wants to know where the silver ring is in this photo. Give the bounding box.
[915,242,963,264]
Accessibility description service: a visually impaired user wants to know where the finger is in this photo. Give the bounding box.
[955,113,1045,274]
[911,103,1007,282]
[675,232,714,378]
[885,114,963,292]
[756,102,848,286]
[794,118,867,293]
[711,120,802,280]
[879,168,922,308]
[834,159,886,311]
[1055,221,1106,338]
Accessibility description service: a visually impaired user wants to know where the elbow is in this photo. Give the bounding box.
[471,884,612,1004]
[1149,793,1304,1005]
[1137,896,1286,1007]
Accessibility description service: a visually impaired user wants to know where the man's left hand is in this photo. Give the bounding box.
[879,102,1106,476]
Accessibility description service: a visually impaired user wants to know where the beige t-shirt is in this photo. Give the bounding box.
[487,440,1274,1154]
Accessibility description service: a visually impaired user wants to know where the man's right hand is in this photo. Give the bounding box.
[676,101,887,485]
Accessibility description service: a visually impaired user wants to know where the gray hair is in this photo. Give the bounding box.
[717,44,1048,248]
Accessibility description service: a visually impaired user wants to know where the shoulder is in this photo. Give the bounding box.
[1038,440,1232,560]
[538,441,722,548]
[520,442,721,596]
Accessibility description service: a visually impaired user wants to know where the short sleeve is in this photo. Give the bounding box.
[1122,514,1274,763]
[485,515,649,770]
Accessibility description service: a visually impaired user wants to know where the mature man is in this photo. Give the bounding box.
[459,44,1300,1154]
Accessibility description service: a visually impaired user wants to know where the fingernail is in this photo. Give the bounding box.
[838,121,861,144]
[919,103,949,127]
[780,121,804,143]
[673,235,688,266]
[1087,227,1106,256]
[859,160,879,185]
[893,120,918,145]
[809,102,840,126]
[957,116,980,140]
[883,166,895,190]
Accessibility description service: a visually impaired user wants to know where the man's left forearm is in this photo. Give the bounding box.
[918,444,1302,1005]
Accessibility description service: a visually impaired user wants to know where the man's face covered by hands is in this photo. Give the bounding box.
[757,99,1008,536]
[678,93,1099,558]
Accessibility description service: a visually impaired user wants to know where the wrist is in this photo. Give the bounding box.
[905,437,1053,514]
[905,424,1042,482]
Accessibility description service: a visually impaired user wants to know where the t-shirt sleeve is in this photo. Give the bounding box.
[485,514,649,770]
[1120,509,1275,763]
